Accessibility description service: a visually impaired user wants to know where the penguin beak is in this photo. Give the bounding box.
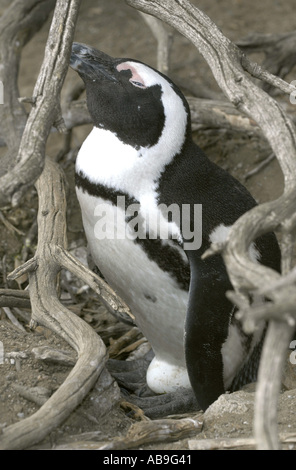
[70,42,118,83]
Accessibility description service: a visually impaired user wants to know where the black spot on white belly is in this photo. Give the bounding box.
[144,293,157,303]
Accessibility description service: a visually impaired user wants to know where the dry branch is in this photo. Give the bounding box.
[126,0,296,450]
[0,156,132,450]
[0,0,56,172]
[30,413,202,449]
[51,246,132,317]
[1,306,26,332]
[237,30,296,92]
[63,99,90,129]
[138,12,173,75]
[0,158,108,451]
[189,433,296,450]
[0,0,79,207]
[187,97,261,134]
[189,437,255,450]
[243,153,275,181]
[99,413,203,450]
[0,289,30,309]
[108,327,142,358]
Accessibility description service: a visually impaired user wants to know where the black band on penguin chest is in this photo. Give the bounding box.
[75,171,190,291]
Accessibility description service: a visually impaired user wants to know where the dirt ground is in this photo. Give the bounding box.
[0,0,296,450]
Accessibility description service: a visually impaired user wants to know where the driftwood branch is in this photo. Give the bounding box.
[0,157,131,450]
[237,30,296,93]
[0,289,30,309]
[99,413,203,450]
[0,0,79,207]
[187,97,261,134]
[138,12,173,75]
[35,413,203,450]
[126,0,296,450]
[0,158,106,450]
[0,0,56,176]
[189,433,296,450]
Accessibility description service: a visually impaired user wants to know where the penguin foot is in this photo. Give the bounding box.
[107,349,154,394]
[107,351,199,418]
[121,387,200,419]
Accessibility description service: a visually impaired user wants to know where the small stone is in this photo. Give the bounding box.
[32,346,76,366]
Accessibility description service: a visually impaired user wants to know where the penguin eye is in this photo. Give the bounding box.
[130,79,146,89]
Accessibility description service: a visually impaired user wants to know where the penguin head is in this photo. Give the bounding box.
[70,43,191,152]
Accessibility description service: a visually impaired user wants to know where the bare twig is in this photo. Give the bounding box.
[1,306,26,332]
[189,437,255,450]
[32,346,76,366]
[99,413,203,450]
[0,1,56,168]
[254,322,294,449]
[50,246,133,319]
[0,289,31,309]
[237,30,296,93]
[243,153,275,181]
[0,0,80,207]
[12,384,51,407]
[259,265,296,297]
[189,433,296,450]
[0,211,25,236]
[21,220,38,263]
[139,12,173,75]
[187,97,261,134]
[108,327,142,358]
[241,53,296,96]
[0,158,108,451]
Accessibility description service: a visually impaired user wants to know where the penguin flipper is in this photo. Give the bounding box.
[229,330,265,392]
[185,251,234,410]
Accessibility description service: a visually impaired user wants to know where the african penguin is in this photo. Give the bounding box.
[70,42,281,411]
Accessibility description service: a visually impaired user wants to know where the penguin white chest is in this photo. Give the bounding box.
[76,187,190,391]
[75,125,192,393]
